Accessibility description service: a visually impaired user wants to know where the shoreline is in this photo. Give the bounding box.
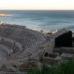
[0,23,74,38]
[0,23,70,33]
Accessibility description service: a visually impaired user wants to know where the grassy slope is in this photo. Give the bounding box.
[28,60,74,74]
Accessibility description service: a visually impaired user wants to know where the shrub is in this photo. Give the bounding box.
[28,60,74,74]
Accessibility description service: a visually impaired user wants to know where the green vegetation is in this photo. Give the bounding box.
[28,60,74,74]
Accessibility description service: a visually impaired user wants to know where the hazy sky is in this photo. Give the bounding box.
[0,0,74,10]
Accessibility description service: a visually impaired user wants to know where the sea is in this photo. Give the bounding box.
[0,10,74,32]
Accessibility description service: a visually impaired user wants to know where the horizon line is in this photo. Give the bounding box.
[0,9,74,11]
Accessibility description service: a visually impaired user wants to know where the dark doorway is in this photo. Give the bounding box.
[55,31,72,47]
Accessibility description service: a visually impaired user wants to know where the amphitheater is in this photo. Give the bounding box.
[0,24,74,72]
[0,24,51,71]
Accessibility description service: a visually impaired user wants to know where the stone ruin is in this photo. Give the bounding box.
[42,28,74,65]
[0,24,73,71]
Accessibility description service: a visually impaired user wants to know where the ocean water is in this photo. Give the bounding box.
[0,10,74,32]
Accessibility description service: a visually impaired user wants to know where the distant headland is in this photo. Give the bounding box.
[0,13,11,16]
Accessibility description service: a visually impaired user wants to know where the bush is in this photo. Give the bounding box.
[28,60,74,74]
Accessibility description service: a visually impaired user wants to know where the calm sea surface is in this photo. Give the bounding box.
[0,10,74,32]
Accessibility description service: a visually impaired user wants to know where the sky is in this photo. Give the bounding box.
[0,0,74,10]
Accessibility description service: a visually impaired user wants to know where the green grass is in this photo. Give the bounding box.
[28,60,74,74]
